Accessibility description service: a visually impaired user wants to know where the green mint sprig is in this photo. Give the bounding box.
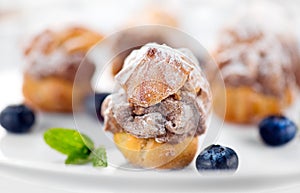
[44,128,107,167]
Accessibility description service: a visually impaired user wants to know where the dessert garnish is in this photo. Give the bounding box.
[195,144,239,171]
[44,128,107,167]
[259,115,297,146]
[0,104,35,133]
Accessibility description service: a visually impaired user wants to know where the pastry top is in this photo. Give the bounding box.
[102,43,212,144]
[116,43,192,107]
[24,26,103,81]
[126,8,178,27]
[214,22,297,97]
[110,7,178,76]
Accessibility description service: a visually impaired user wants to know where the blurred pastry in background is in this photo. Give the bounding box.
[126,7,178,27]
[102,43,212,169]
[213,21,297,124]
[290,44,300,87]
[111,8,178,75]
[22,26,103,112]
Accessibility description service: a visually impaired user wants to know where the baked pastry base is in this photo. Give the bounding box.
[22,73,91,112]
[114,132,198,169]
[215,86,293,124]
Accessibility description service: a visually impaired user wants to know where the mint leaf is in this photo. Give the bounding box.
[44,128,94,156]
[44,128,108,168]
[65,153,91,165]
[91,147,107,167]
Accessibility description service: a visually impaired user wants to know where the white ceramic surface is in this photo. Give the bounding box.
[1,70,300,193]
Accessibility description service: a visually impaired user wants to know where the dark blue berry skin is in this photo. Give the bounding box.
[0,104,35,133]
[84,93,110,122]
[259,115,297,146]
[196,144,239,171]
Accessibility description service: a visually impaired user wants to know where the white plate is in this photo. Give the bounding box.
[2,0,300,191]
[1,69,300,193]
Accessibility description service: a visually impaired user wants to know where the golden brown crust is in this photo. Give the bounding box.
[25,26,103,56]
[115,44,200,108]
[22,73,91,112]
[214,86,293,124]
[58,27,103,53]
[113,132,198,169]
[111,51,130,76]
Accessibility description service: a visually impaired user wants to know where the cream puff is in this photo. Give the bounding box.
[213,22,297,123]
[102,43,212,169]
[22,26,103,112]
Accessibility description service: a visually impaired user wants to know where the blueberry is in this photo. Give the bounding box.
[259,115,297,146]
[0,104,35,133]
[84,92,110,121]
[195,144,239,171]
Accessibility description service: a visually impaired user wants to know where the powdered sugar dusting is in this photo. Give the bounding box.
[23,27,100,79]
[215,21,297,97]
[25,46,84,79]
[103,43,212,143]
[116,43,195,107]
